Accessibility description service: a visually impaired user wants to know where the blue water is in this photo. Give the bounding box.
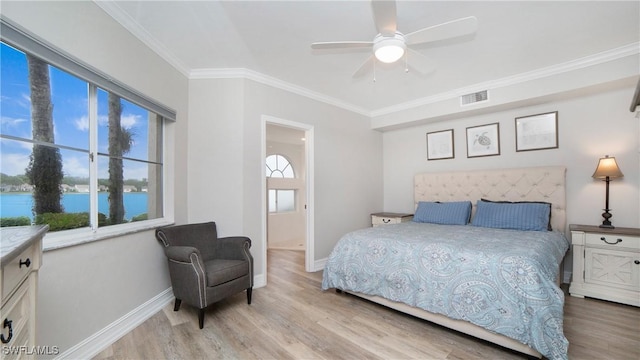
[0,193,148,221]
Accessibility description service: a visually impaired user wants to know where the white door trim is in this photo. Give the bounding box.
[261,115,315,277]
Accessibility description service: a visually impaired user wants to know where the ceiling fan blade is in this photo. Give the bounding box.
[405,48,436,75]
[371,0,398,36]
[311,41,373,50]
[352,55,375,78]
[405,16,478,45]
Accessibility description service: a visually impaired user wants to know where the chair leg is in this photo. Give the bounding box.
[174,298,181,311]
[247,287,252,304]
[198,308,205,329]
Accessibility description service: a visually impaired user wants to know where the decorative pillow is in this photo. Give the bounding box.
[480,198,553,230]
[413,201,472,225]
[471,199,552,231]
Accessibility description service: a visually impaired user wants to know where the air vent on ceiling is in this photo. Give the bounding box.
[460,90,489,106]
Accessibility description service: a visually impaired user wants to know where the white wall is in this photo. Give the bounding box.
[1,1,189,356]
[245,80,384,260]
[382,85,639,230]
[382,85,639,281]
[187,78,245,230]
[187,77,383,278]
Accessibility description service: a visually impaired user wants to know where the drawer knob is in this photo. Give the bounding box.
[600,237,622,245]
[383,219,391,223]
[635,260,640,265]
[19,258,31,268]
[0,318,13,344]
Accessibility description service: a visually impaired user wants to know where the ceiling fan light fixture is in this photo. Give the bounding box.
[373,36,406,63]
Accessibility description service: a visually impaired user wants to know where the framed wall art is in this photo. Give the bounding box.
[466,123,500,158]
[426,129,454,160]
[515,111,558,151]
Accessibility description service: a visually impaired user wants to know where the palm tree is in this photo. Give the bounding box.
[25,55,64,215]
[107,93,134,225]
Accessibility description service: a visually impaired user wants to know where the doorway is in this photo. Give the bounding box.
[261,116,314,281]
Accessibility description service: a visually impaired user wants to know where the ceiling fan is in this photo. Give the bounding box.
[311,0,477,79]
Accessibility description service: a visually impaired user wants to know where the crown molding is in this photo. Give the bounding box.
[370,42,640,117]
[93,0,191,78]
[191,44,639,120]
[190,68,371,117]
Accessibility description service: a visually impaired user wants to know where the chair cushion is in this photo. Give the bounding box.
[205,259,250,287]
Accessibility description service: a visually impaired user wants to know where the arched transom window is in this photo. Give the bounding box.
[266,154,294,178]
[266,154,295,213]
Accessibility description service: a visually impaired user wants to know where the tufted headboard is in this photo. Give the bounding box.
[414,166,567,232]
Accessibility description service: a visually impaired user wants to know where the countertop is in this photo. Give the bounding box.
[0,225,48,266]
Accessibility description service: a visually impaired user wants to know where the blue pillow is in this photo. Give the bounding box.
[413,201,472,225]
[471,200,551,231]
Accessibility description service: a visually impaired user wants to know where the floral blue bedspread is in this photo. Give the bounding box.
[322,222,570,359]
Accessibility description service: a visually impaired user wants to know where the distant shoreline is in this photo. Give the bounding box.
[0,192,148,221]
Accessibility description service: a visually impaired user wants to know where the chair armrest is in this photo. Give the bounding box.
[163,245,207,307]
[165,246,201,263]
[216,236,252,260]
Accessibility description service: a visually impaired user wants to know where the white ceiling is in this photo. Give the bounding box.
[96,1,639,116]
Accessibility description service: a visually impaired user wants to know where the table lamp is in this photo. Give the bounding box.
[592,155,624,228]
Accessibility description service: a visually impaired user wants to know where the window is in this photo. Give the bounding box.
[266,154,295,213]
[266,154,294,178]
[268,189,296,213]
[0,20,173,240]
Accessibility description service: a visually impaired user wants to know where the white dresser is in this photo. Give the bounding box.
[0,225,47,358]
[569,224,640,306]
[371,212,413,227]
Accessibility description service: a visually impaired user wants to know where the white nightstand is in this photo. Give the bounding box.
[569,224,640,307]
[371,212,413,227]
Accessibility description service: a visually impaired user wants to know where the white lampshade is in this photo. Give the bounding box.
[592,155,624,179]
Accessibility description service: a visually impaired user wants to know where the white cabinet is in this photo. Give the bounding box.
[1,225,47,359]
[569,224,640,306]
[371,212,413,227]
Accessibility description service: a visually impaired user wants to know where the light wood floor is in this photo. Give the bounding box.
[95,250,640,359]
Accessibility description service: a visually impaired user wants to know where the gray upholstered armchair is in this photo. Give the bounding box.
[155,222,253,329]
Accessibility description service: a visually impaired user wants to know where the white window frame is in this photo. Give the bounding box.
[1,18,175,250]
[266,154,295,178]
[268,189,296,213]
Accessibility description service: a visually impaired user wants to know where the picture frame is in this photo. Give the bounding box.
[515,111,558,151]
[466,123,500,158]
[426,129,454,160]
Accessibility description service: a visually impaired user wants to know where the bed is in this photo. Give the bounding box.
[322,166,570,360]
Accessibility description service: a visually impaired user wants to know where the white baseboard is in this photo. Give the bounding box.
[312,257,327,272]
[56,288,174,360]
[253,273,266,288]
[60,274,268,359]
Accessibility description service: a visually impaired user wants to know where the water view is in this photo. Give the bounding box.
[0,192,148,221]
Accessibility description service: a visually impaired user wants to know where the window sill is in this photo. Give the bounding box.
[43,218,174,251]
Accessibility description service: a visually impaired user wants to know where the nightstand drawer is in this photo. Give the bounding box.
[585,233,640,250]
[2,243,38,299]
[0,278,32,349]
[371,212,413,227]
[372,216,403,225]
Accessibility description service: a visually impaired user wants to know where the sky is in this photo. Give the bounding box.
[0,42,152,181]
